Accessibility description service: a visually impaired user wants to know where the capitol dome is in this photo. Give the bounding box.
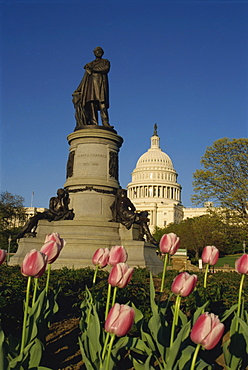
[136,150,173,170]
[127,125,183,229]
[135,125,174,171]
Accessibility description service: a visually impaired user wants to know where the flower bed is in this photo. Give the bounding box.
[0,237,247,369]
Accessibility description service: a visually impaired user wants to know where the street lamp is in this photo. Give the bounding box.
[7,236,11,264]
[243,241,246,254]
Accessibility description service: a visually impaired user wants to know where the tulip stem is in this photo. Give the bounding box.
[105,284,112,320]
[32,278,38,306]
[236,273,245,330]
[93,265,99,286]
[203,263,209,289]
[20,275,32,355]
[101,332,110,361]
[111,286,118,307]
[190,343,201,370]
[160,253,169,294]
[45,263,51,294]
[105,333,115,370]
[170,294,181,347]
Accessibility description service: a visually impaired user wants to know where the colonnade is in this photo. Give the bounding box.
[128,184,181,202]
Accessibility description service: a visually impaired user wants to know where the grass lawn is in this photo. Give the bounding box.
[215,253,243,268]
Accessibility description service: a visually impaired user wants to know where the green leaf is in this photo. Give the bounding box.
[87,304,103,354]
[223,318,245,370]
[177,345,195,370]
[237,317,248,352]
[140,330,156,352]
[144,353,155,370]
[147,311,169,360]
[28,338,43,368]
[0,324,8,370]
[149,272,158,317]
[177,309,187,327]
[166,321,191,368]
[132,353,155,370]
[132,358,147,370]
[129,337,152,355]
[112,336,129,352]
[194,358,212,370]
[132,303,144,324]
[192,301,209,325]
[221,303,238,322]
[78,336,96,370]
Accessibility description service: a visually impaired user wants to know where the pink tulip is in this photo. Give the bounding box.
[40,240,61,264]
[44,232,65,250]
[21,249,48,278]
[159,233,180,255]
[235,254,248,275]
[171,272,198,297]
[108,262,134,288]
[105,303,135,337]
[202,246,219,265]
[0,249,7,265]
[108,245,128,266]
[92,248,110,268]
[190,312,225,350]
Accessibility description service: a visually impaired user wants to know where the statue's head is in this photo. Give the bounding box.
[57,188,65,197]
[93,46,104,58]
[118,189,127,198]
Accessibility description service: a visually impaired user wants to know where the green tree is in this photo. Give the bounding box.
[153,214,227,259]
[0,191,26,251]
[207,207,248,254]
[192,137,248,218]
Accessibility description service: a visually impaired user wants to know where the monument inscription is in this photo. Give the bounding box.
[74,144,107,177]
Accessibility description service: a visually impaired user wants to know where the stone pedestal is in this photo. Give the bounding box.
[10,220,162,273]
[64,127,123,221]
[10,127,163,274]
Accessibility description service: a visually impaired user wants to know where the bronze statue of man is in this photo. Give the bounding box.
[111,189,158,245]
[72,47,113,129]
[15,189,74,239]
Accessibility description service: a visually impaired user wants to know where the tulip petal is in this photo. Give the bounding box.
[115,306,135,336]
[0,249,7,265]
[190,312,224,350]
[105,303,135,337]
[105,303,121,333]
[235,254,248,274]
[118,266,134,288]
[44,233,65,251]
[191,313,212,344]
[202,246,219,265]
[180,274,198,297]
[159,233,180,255]
[108,264,123,286]
[108,246,128,265]
[21,249,47,278]
[92,248,109,267]
[202,322,225,350]
[171,272,197,297]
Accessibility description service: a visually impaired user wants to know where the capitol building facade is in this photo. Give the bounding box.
[127,125,208,230]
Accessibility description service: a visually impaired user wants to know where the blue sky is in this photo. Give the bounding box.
[1,0,248,208]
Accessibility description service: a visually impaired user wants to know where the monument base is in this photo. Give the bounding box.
[10,220,163,274]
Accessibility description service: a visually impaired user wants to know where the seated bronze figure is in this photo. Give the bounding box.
[15,188,74,239]
[111,189,157,245]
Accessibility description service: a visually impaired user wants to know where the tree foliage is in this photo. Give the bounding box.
[192,137,248,218]
[153,211,248,258]
[207,207,248,254]
[0,191,26,250]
